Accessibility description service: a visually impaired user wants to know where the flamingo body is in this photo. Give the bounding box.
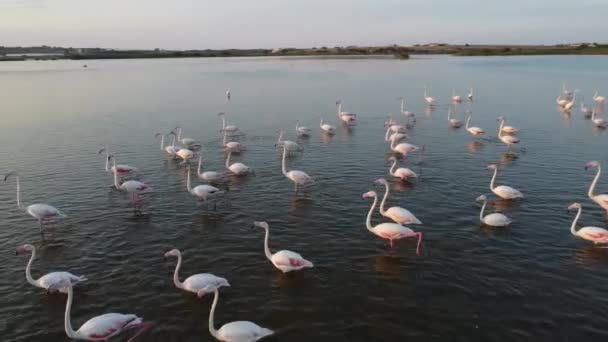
[476,195,511,227]
[569,203,608,244]
[27,203,65,220]
[165,249,229,297]
[487,164,523,199]
[466,115,484,136]
[254,221,313,273]
[320,118,335,134]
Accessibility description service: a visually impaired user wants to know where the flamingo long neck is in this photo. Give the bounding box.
[296,121,299,131]
[25,248,37,286]
[366,195,378,232]
[177,128,182,141]
[208,289,220,339]
[337,103,342,117]
[187,168,192,192]
[171,134,177,148]
[490,167,498,191]
[225,152,232,169]
[221,117,226,130]
[104,151,110,172]
[384,127,391,141]
[263,227,273,262]
[277,131,284,144]
[281,147,289,177]
[64,285,78,339]
[15,176,22,208]
[498,119,505,137]
[379,183,390,215]
[466,116,471,129]
[320,118,324,127]
[570,207,581,236]
[588,165,601,198]
[424,87,428,98]
[390,159,397,176]
[592,110,597,120]
[159,135,165,150]
[479,200,487,222]
[112,159,120,188]
[172,253,184,289]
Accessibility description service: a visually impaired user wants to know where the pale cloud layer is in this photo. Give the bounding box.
[0,0,605,49]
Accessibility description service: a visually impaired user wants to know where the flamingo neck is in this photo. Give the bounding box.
[112,159,120,189]
[337,103,342,117]
[447,108,452,121]
[570,207,581,236]
[197,157,203,176]
[171,134,177,148]
[466,116,471,129]
[424,87,427,98]
[225,152,231,169]
[172,252,184,289]
[64,285,78,339]
[400,99,405,113]
[390,138,397,150]
[588,165,601,198]
[320,118,324,127]
[379,182,390,215]
[15,176,22,208]
[281,147,289,177]
[498,119,505,137]
[277,131,283,144]
[263,227,273,262]
[104,151,110,172]
[390,159,397,176]
[295,121,299,131]
[159,135,165,150]
[221,117,226,130]
[208,289,220,339]
[177,128,182,141]
[490,167,498,192]
[25,247,37,287]
[479,200,487,222]
[366,195,377,232]
[187,168,192,192]
[384,127,391,141]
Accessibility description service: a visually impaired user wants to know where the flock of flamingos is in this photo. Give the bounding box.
[5,85,608,341]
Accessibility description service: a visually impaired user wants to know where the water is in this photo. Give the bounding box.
[0,55,607,341]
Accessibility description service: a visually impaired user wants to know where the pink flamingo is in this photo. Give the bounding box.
[253,221,313,273]
[111,157,150,210]
[164,249,229,297]
[568,203,608,244]
[388,156,417,181]
[375,178,421,224]
[585,161,608,214]
[51,280,153,341]
[97,148,138,176]
[362,190,422,253]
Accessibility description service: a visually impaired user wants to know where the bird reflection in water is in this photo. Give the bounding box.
[467,141,484,153]
[572,244,608,265]
[372,253,405,279]
[320,132,334,144]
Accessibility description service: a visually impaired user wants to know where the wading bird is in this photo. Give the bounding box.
[295,121,311,137]
[197,156,223,183]
[388,156,417,181]
[97,148,137,176]
[487,164,523,200]
[320,117,335,134]
[585,161,608,214]
[466,114,485,136]
[448,107,463,128]
[336,100,357,125]
[476,195,512,227]
[568,203,608,244]
[276,130,303,153]
[186,167,223,203]
[374,178,421,224]
[253,221,313,273]
[225,150,253,176]
[593,90,606,104]
[218,112,240,135]
[164,248,229,297]
[424,86,436,106]
[281,145,313,194]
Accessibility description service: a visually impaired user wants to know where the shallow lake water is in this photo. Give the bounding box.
[0,55,607,341]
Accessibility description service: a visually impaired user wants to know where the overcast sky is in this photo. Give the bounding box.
[0,0,606,49]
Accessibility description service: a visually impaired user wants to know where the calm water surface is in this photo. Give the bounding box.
[1,55,608,341]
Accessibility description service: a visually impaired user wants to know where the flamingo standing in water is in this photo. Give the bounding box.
[174,126,199,147]
[452,89,462,103]
[585,161,608,214]
[295,121,311,137]
[423,86,436,106]
[594,90,606,104]
[465,114,485,136]
[175,147,195,165]
[164,248,229,297]
[467,88,474,102]
[398,97,415,119]
[385,129,408,144]
[375,178,421,224]
[112,157,151,210]
[51,280,153,342]
[3,171,66,232]
[487,164,523,200]
[388,156,417,181]
[97,148,137,176]
[204,287,274,342]
[197,156,224,183]
[186,167,224,203]
[580,102,593,117]
[336,100,357,125]
[320,117,336,134]
[222,130,243,153]
[476,195,512,227]
[563,92,577,112]
[253,221,313,273]
[218,112,240,135]
[225,150,253,176]
[390,137,420,159]
[155,132,181,158]
[281,145,313,194]
[385,115,408,133]
[16,244,87,293]
[496,116,518,134]
[497,118,520,152]
[448,107,463,128]
[276,130,303,154]
[568,203,608,244]
[362,191,422,252]
[556,94,568,107]
[591,109,607,128]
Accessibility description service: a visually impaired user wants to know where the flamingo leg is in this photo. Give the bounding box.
[389,239,394,248]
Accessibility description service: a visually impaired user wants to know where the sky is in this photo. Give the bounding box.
[0,0,606,49]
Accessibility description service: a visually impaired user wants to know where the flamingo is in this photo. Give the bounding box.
[155,132,181,158]
[594,90,606,104]
[374,178,421,224]
[276,130,303,153]
[175,147,195,164]
[281,145,313,194]
[467,88,474,102]
[388,156,417,181]
[585,161,608,214]
[385,115,407,133]
[204,287,274,342]
[186,167,224,203]
[320,117,335,134]
[591,109,607,128]
[225,150,253,176]
[496,116,518,134]
[447,107,463,128]
[452,89,462,103]
[562,83,573,97]
[222,130,243,153]
[390,137,419,158]
[97,148,138,176]
[423,86,436,106]
[112,157,151,209]
[197,156,224,183]
[218,112,240,135]
[174,126,199,147]
[362,190,422,252]
[253,221,313,273]
[52,281,153,342]
[568,203,608,244]
[398,97,415,119]
[3,171,66,233]
[384,126,408,143]
[581,102,593,117]
[476,195,512,227]
[164,248,229,296]
[16,244,87,293]
[487,164,523,199]
[336,100,357,125]
[295,121,311,137]
[225,89,231,102]
[556,94,568,107]
[563,92,576,112]
[465,114,485,136]
[497,118,520,152]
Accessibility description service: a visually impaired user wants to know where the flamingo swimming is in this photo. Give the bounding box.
[594,90,606,104]
[375,178,421,224]
[388,156,417,181]
[568,203,608,244]
[423,86,436,106]
[97,148,138,176]
[497,118,520,152]
[585,161,608,214]
[452,89,462,103]
[580,102,593,117]
[253,221,313,273]
[3,171,66,232]
[276,130,303,153]
[225,89,231,102]
[467,88,474,102]
[111,157,151,209]
[496,116,518,134]
[225,150,253,176]
[295,121,311,137]
[174,126,199,147]
[465,114,485,136]
[197,156,224,183]
[164,248,229,296]
[563,91,576,112]
[476,195,512,227]
[218,112,240,135]
[204,287,274,342]
[175,147,195,164]
[16,243,87,293]
[281,145,313,194]
[487,164,523,199]
[186,167,224,203]
[155,132,181,158]
[448,107,463,128]
[390,137,419,158]
[52,280,153,342]
[398,97,415,119]
[336,100,357,125]
[362,191,422,252]
[591,109,607,128]
[320,117,336,134]
[222,130,243,153]
[384,126,408,143]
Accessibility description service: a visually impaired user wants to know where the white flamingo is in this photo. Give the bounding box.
[467,88,474,102]
[568,203,608,244]
[186,167,224,202]
[175,147,195,164]
[253,221,313,273]
[385,115,407,133]
[197,156,224,183]
[465,114,485,136]
[448,107,463,128]
[281,145,313,194]
[276,130,303,153]
[424,86,436,106]
[388,156,417,181]
[3,171,66,232]
[496,116,518,134]
[218,112,240,135]
[476,195,512,227]
[452,89,462,103]
[222,130,243,153]
[594,90,606,104]
[336,100,357,125]
[52,281,153,342]
[398,97,415,119]
[225,150,253,176]
[487,164,523,199]
[295,121,311,137]
[320,117,335,134]
[362,190,423,252]
[384,126,408,143]
[204,287,274,342]
[591,109,607,128]
[375,178,421,224]
[585,161,608,214]
[174,126,199,147]
[390,137,419,158]
[563,92,577,112]
[225,89,231,102]
[155,132,181,158]
[112,157,151,209]
[97,148,137,176]
[16,244,87,293]
[556,94,568,107]
[164,248,229,297]
[497,118,520,152]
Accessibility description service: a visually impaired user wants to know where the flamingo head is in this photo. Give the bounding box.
[374,178,388,186]
[154,132,165,139]
[496,116,505,121]
[217,112,226,117]
[362,191,377,199]
[568,203,581,210]
[475,195,487,202]
[16,243,34,255]
[336,99,342,105]
[97,147,107,155]
[164,249,181,258]
[585,161,599,170]
[486,164,498,171]
[253,221,270,230]
[3,171,18,181]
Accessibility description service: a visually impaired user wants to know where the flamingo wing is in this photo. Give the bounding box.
[38,272,86,291]
[183,273,229,294]
[482,213,511,226]
[494,185,523,199]
[385,206,422,224]
[272,250,313,271]
[578,227,608,242]
[219,321,274,341]
[78,313,140,340]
